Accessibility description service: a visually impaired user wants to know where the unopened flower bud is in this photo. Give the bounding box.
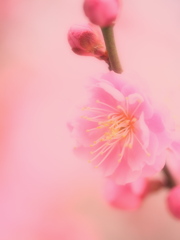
[68,23,108,61]
[167,186,180,219]
[83,0,120,27]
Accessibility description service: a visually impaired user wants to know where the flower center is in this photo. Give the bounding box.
[95,112,136,145]
[82,98,149,167]
[82,99,135,166]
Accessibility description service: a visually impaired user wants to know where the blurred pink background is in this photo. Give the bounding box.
[0,0,180,239]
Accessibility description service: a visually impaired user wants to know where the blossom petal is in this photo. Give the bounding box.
[128,132,160,171]
[111,152,142,184]
[127,93,144,105]
[135,113,150,149]
[98,81,125,102]
[141,150,166,177]
[146,112,165,133]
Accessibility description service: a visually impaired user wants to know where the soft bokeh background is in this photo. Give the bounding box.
[0,0,180,239]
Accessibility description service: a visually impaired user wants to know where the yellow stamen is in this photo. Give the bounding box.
[83,98,150,166]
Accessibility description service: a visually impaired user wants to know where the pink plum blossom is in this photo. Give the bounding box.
[68,23,108,61]
[167,185,180,219]
[69,71,171,184]
[83,0,120,27]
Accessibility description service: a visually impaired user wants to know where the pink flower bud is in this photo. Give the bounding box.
[83,0,120,27]
[68,23,108,60]
[167,186,180,219]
